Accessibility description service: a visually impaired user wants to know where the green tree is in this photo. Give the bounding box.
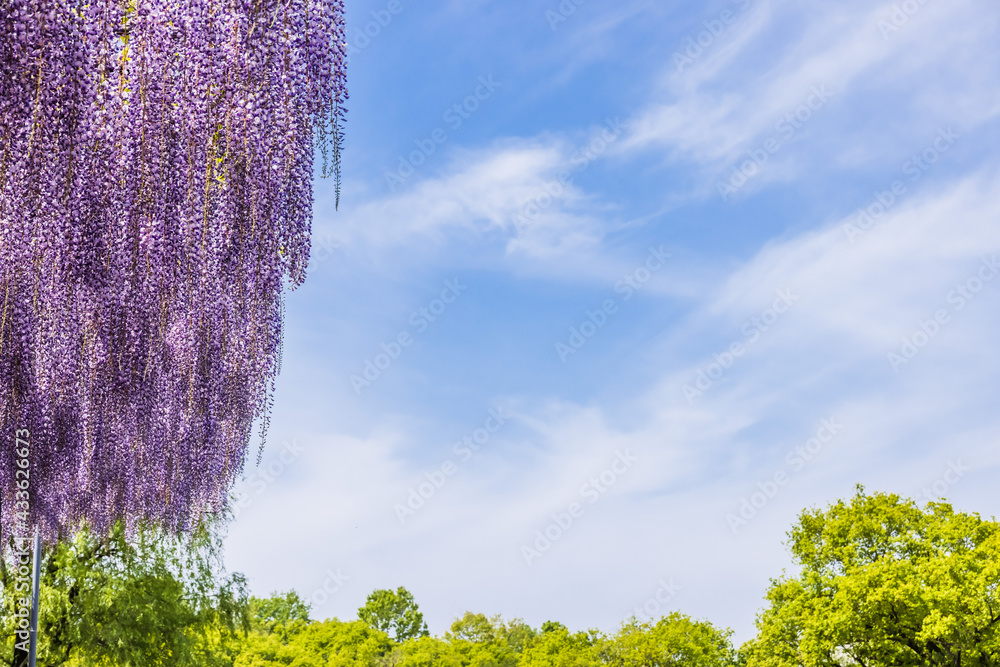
[289,620,394,666]
[743,487,1000,666]
[519,622,603,667]
[378,635,464,667]
[444,612,535,666]
[603,614,736,667]
[358,588,429,642]
[0,519,248,666]
[248,591,311,636]
[234,592,395,667]
[230,591,313,666]
[235,617,393,667]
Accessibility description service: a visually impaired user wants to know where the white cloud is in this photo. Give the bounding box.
[311,121,666,285]
[227,0,1000,646]
[621,0,1000,197]
[247,167,1000,639]
[317,140,600,254]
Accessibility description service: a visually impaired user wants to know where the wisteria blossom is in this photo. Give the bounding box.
[0,0,347,541]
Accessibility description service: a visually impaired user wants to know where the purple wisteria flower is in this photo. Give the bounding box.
[0,0,347,542]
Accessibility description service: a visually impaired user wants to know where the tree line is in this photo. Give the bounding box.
[2,487,999,666]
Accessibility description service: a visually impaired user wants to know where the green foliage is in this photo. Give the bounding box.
[4,488,995,667]
[248,591,312,637]
[285,619,394,666]
[357,587,429,642]
[0,519,248,667]
[378,635,464,667]
[236,592,393,667]
[233,591,733,667]
[743,486,1000,666]
[443,612,537,666]
[602,614,736,667]
[520,623,603,667]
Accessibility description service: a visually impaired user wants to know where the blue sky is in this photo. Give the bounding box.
[224,0,1000,643]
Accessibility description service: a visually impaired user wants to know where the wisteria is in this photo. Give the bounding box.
[0,0,347,542]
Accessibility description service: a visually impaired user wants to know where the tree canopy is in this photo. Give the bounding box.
[357,588,430,643]
[3,488,998,666]
[744,486,1000,666]
[0,519,247,666]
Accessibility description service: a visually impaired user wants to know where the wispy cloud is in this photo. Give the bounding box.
[620,0,1000,197]
[228,0,1000,647]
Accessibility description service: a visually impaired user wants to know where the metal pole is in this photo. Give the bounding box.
[10,534,31,667]
[27,528,40,667]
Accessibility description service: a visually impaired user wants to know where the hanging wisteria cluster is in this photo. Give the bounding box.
[0,0,346,542]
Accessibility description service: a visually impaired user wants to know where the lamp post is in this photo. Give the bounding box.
[28,528,40,667]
